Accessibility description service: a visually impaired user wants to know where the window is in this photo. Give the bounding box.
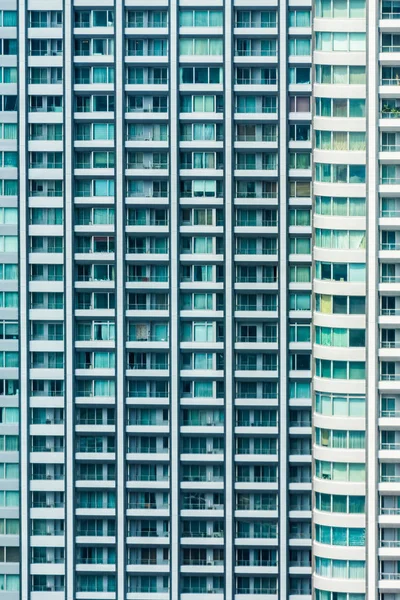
[315,492,365,514]
[289,67,311,84]
[316,97,365,118]
[235,10,277,28]
[289,292,311,311]
[315,294,365,315]
[289,181,311,198]
[315,131,366,151]
[180,67,222,85]
[316,262,366,283]
[315,524,365,546]
[289,152,311,169]
[315,327,365,348]
[0,180,17,196]
[0,11,17,26]
[180,10,223,27]
[316,32,366,52]
[289,238,310,256]
[289,381,311,399]
[0,236,17,253]
[289,265,311,282]
[289,209,311,226]
[179,38,223,56]
[316,0,366,18]
[315,65,366,85]
[181,95,223,114]
[289,96,310,113]
[0,573,20,591]
[315,460,366,483]
[315,360,366,380]
[289,38,311,56]
[315,229,366,250]
[289,10,311,27]
[315,163,366,184]
[315,196,365,217]
[0,464,18,480]
[315,428,365,449]
[0,124,16,140]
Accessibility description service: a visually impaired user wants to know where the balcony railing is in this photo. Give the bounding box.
[380,539,400,546]
[127,162,168,170]
[127,219,168,226]
[381,46,400,52]
[236,421,277,427]
[235,191,277,199]
[236,219,278,226]
[32,586,64,592]
[126,20,167,28]
[129,587,169,594]
[127,363,168,370]
[235,78,277,85]
[237,475,277,483]
[236,559,277,567]
[381,78,400,86]
[182,502,224,510]
[380,442,400,449]
[380,276,400,282]
[236,588,277,595]
[126,275,168,282]
[236,335,277,343]
[235,50,277,57]
[381,109,400,118]
[380,410,400,417]
[127,303,168,310]
[381,210,400,217]
[381,243,400,250]
[127,78,168,85]
[182,559,224,566]
[381,145,400,152]
[380,507,400,514]
[235,20,277,28]
[128,502,169,509]
[236,277,277,284]
[128,531,168,538]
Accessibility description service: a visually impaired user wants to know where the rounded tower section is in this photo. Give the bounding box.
[312,0,367,598]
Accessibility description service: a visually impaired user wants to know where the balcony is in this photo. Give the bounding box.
[235,50,277,58]
[236,587,277,595]
[235,78,277,86]
[236,336,278,343]
[182,559,224,566]
[381,106,400,119]
[129,586,169,595]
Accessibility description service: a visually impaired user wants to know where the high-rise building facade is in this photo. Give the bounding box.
[4,0,312,597]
